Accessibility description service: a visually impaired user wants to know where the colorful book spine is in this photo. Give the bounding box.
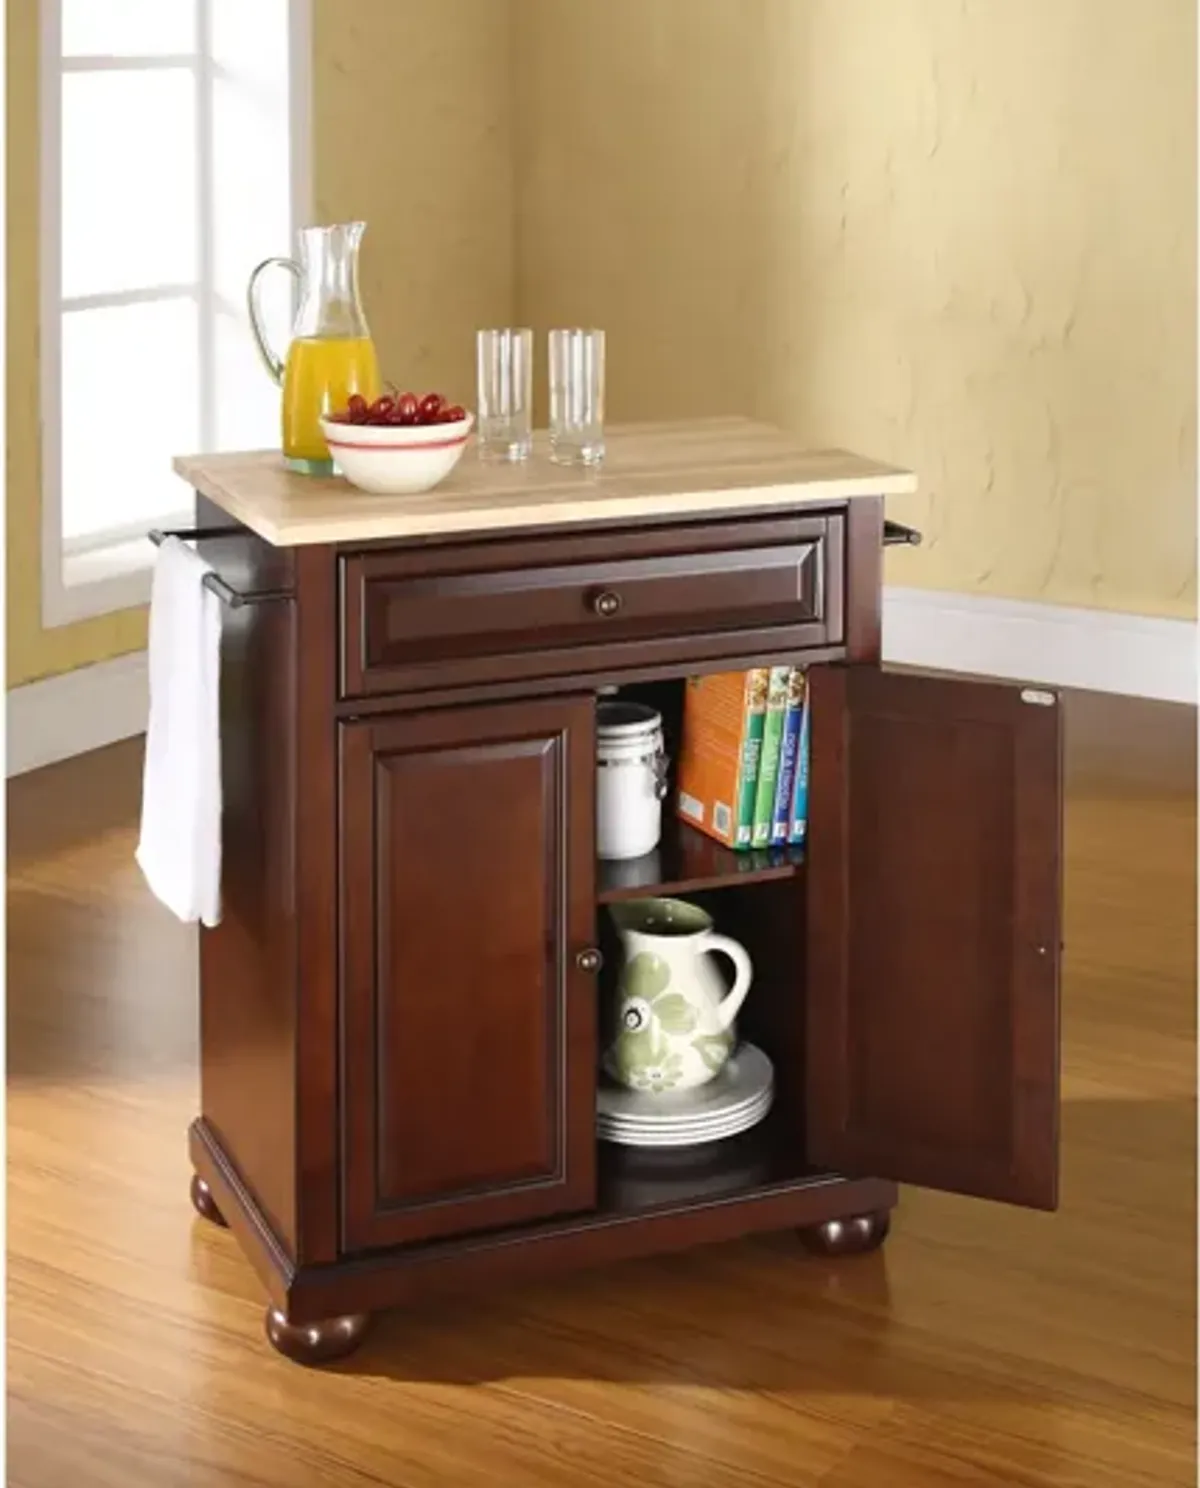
[788,679,812,845]
[676,669,771,849]
[751,667,791,847]
[771,668,805,844]
[733,669,769,847]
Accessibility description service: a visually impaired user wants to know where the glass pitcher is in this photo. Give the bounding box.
[248,222,381,475]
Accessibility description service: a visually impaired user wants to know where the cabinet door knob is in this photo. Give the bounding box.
[591,590,622,618]
[576,947,603,974]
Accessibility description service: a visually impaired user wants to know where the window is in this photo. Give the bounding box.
[40,0,310,625]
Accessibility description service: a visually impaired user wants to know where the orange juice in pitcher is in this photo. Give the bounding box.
[249,222,380,474]
[282,335,379,467]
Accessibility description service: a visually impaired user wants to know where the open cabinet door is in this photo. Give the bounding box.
[806,667,1062,1209]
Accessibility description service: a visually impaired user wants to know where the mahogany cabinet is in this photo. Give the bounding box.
[338,696,597,1250]
[804,666,1061,1208]
[183,490,1063,1367]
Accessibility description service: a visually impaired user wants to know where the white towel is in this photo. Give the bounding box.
[136,537,223,927]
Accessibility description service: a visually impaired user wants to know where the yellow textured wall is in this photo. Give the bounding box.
[312,0,513,408]
[516,0,1197,618]
[7,0,514,688]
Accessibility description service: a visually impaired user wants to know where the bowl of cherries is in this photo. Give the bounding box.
[321,390,472,495]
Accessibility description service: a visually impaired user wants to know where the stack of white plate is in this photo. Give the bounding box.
[597,1043,774,1149]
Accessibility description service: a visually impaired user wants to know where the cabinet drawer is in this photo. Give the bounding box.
[341,513,842,697]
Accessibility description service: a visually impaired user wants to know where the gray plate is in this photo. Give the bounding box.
[596,1043,774,1128]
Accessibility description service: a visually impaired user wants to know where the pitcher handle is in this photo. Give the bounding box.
[247,256,301,386]
[700,933,754,1033]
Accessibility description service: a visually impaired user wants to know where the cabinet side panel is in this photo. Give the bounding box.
[844,497,883,663]
[293,546,341,1264]
[195,498,298,1255]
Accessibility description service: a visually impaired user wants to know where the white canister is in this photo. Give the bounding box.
[596,701,668,861]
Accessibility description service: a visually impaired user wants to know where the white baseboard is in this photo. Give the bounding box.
[883,587,1197,704]
[7,650,148,778]
[4,594,1195,778]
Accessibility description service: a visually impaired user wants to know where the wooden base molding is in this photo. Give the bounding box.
[190,1118,897,1337]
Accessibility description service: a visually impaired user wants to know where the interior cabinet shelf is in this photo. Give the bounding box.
[597,819,806,903]
[595,1112,826,1215]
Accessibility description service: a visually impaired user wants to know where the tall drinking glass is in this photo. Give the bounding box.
[476,328,533,461]
[549,329,605,466]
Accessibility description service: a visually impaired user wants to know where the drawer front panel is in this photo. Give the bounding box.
[341,514,841,697]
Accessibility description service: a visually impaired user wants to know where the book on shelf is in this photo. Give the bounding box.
[751,666,792,848]
[789,675,811,845]
[676,669,769,849]
[770,668,806,844]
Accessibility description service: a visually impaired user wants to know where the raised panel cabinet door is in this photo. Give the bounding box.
[339,695,597,1252]
[806,668,1062,1209]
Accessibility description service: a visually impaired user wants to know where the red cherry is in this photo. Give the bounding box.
[346,393,369,424]
[441,404,467,423]
[418,392,444,423]
[396,391,419,422]
[368,396,395,423]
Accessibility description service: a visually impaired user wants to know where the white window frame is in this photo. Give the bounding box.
[39,0,312,628]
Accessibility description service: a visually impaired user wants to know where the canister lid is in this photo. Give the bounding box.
[597,700,662,740]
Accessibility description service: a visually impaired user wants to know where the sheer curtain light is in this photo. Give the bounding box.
[40,0,309,625]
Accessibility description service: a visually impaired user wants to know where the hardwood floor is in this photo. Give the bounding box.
[7,691,1196,1486]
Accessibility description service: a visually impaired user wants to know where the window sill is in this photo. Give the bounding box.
[43,535,156,627]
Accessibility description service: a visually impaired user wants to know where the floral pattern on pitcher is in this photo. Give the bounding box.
[605,949,736,1091]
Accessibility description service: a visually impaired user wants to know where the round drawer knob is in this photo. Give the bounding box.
[592,590,622,618]
[576,948,604,974]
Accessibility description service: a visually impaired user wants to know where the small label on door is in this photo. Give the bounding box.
[1020,688,1056,706]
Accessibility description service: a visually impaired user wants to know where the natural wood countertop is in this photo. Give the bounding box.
[173,417,917,548]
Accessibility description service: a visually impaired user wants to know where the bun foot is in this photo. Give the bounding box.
[189,1174,228,1228]
[265,1307,371,1366]
[799,1210,890,1257]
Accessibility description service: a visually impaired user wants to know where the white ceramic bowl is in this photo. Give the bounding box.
[320,413,473,495]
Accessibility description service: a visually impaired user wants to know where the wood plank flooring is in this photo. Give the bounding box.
[7,690,1196,1486]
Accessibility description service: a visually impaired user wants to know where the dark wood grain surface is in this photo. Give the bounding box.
[597,818,805,902]
[330,642,849,720]
[843,496,883,663]
[805,666,1062,1208]
[338,696,598,1251]
[288,1167,897,1325]
[130,499,1061,1352]
[341,511,840,697]
[292,545,342,1263]
[193,498,300,1258]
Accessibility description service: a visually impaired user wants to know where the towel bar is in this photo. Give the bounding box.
[148,528,294,610]
[883,520,922,547]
